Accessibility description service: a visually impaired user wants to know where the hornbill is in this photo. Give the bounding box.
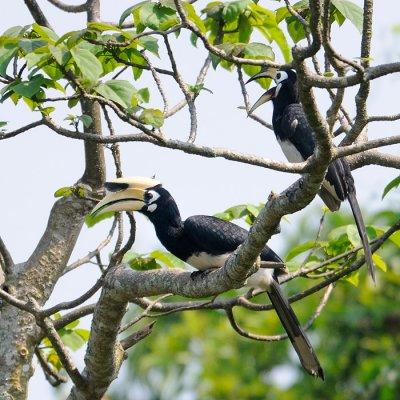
[246,68,375,282]
[91,176,324,379]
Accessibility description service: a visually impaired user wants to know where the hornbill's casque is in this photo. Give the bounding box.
[91,176,324,379]
[246,68,375,282]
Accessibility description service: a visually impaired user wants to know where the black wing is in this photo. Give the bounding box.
[184,215,282,262]
[279,104,349,207]
[279,105,374,279]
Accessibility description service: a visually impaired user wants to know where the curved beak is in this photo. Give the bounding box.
[90,176,161,216]
[248,87,276,114]
[245,67,278,85]
[91,188,146,216]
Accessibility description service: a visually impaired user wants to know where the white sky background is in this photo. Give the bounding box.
[1,0,399,398]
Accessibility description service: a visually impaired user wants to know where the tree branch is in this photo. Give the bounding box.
[47,0,88,13]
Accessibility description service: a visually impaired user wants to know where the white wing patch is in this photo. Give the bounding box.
[322,180,341,201]
[290,118,298,130]
[187,252,231,271]
[277,138,305,163]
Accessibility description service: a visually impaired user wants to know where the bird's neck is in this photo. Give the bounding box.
[143,189,184,245]
[273,84,299,115]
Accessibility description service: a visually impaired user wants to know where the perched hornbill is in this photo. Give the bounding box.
[91,176,324,379]
[247,68,375,281]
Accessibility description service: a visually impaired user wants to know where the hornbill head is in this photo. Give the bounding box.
[246,68,298,114]
[91,177,163,216]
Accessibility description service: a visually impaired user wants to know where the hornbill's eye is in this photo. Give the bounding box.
[276,72,281,80]
[144,190,160,204]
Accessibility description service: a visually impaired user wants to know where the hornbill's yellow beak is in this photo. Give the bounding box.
[91,176,161,216]
[246,67,278,114]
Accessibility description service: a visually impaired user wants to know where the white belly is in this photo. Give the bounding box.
[277,138,305,163]
[245,268,274,290]
[187,252,231,270]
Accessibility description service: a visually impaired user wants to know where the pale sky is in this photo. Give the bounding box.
[1,1,399,398]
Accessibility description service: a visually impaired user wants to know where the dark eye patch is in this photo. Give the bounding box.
[276,73,281,79]
[104,182,130,192]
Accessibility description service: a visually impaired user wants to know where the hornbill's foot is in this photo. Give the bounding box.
[190,268,217,280]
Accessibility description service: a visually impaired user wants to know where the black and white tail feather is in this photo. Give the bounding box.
[267,280,324,379]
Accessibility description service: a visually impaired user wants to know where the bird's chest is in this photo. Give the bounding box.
[277,138,304,163]
[186,252,231,270]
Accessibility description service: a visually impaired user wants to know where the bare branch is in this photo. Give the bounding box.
[35,347,68,387]
[64,217,118,275]
[101,106,123,177]
[163,35,197,143]
[120,321,156,350]
[0,120,44,141]
[0,235,13,273]
[42,274,104,317]
[47,0,87,12]
[23,0,51,27]
[141,52,169,114]
[37,316,86,388]
[237,66,273,130]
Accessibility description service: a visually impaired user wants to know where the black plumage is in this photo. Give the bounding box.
[141,187,281,266]
[248,69,375,281]
[137,185,323,379]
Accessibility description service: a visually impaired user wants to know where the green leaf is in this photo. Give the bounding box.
[119,1,148,26]
[129,256,161,271]
[87,22,122,32]
[184,2,206,33]
[75,329,90,341]
[243,42,274,60]
[222,0,251,23]
[40,106,55,116]
[138,2,179,31]
[95,79,137,108]
[78,114,93,128]
[49,44,71,66]
[54,187,73,198]
[140,108,164,128]
[285,240,318,261]
[287,17,307,43]
[346,224,361,247]
[382,175,400,199]
[68,97,80,108]
[85,211,114,228]
[138,87,150,103]
[372,253,387,272]
[331,0,363,33]
[389,231,400,247]
[12,75,46,98]
[47,350,62,371]
[0,121,8,128]
[64,319,80,330]
[238,15,252,43]
[32,23,59,42]
[138,36,159,57]
[345,270,359,286]
[60,330,86,351]
[149,250,185,268]
[0,44,18,77]
[70,46,103,82]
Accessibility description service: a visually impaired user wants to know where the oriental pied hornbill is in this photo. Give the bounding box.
[91,176,324,379]
[247,68,375,282]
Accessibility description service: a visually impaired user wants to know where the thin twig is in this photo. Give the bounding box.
[141,52,169,114]
[63,217,118,274]
[119,294,173,333]
[0,235,14,273]
[163,35,198,143]
[35,347,68,387]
